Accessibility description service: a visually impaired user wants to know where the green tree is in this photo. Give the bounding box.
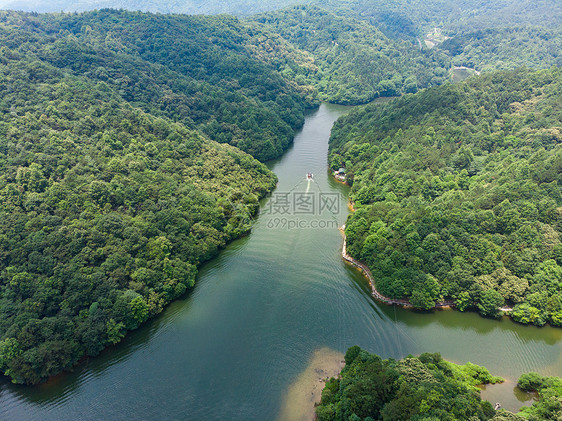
[129,296,149,325]
[106,319,126,345]
[478,289,505,318]
[456,291,472,311]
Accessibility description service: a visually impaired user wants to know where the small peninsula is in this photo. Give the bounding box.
[316,346,562,420]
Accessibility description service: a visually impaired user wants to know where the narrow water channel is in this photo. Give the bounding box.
[1,103,561,420]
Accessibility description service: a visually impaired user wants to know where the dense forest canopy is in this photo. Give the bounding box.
[251,4,561,96]
[0,0,298,15]
[440,26,562,72]
[253,5,451,104]
[0,9,322,384]
[316,346,503,420]
[330,68,562,323]
[331,0,561,39]
[317,346,562,420]
[0,0,560,390]
[0,9,315,161]
[1,2,560,93]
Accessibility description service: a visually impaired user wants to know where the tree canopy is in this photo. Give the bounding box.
[0,3,560,387]
[253,5,451,105]
[316,346,503,421]
[440,26,562,72]
[0,10,300,384]
[317,346,562,420]
[330,68,562,324]
[0,9,316,161]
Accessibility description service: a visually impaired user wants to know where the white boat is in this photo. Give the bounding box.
[306,172,313,180]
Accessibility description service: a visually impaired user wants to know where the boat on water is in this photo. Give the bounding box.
[306,172,313,180]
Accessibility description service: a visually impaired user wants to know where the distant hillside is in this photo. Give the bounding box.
[327,0,562,39]
[3,0,560,35]
[253,5,451,104]
[0,0,296,15]
[2,1,559,88]
[440,26,562,71]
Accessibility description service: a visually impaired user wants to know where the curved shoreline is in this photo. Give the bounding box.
[340,225,455,309]
[340,225,514,313]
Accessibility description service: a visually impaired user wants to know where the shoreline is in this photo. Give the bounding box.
[340,225,455,309]
[275,348,344,421]
[340,225,514,313]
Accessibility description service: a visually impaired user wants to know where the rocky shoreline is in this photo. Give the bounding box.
[340,225,455,309]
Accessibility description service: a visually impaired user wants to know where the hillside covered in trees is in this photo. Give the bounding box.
[330,68,562,324]
[440,26,562,72]
[1,2,560,98]
[323,0,561,40]
[3,0,560,33]
[0,0,296,15]
[0,0,560,389]
[316,346,562,420]
[0,9,324,385]
[0,9,315,161]
[252,4,561,103]
[253,5,451,104]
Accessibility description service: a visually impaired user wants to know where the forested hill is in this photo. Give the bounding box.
[325,0,561,40]
[0,9,315,161]
[0,3,560,388]
[330,68,562,324]
[440,26,562,72]
[0,0,297,15]
[252,5,560,101]
[3,0,560,32]
[1,4,559,98]
[252,5,450,104]
[0,9,302,385]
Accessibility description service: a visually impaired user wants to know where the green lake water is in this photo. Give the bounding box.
[1,103,561,420]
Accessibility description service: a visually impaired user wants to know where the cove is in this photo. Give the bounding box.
[1,103,561,420]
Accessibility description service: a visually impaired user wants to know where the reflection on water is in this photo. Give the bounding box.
[1,104,561,421]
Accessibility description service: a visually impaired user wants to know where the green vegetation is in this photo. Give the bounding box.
[2,4,560,108]
[441,27,562,72]
[517,372,562,419]
[5,0,560,35]
[253,4,560,104]
[0,9,315,384]
[0,9,315,161]
[327,0,561,39]
[0,0,297,15]
[0,0,560,387]
[330,68,562,324]
[316,346,502,420]
[253,5,450,104]
[317,346,562,420]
